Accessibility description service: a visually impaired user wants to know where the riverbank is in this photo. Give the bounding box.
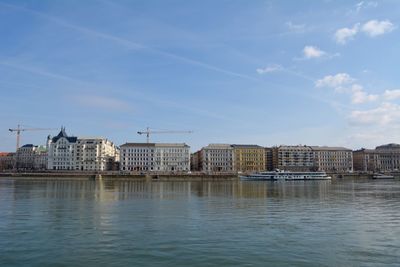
[0,172,239,181]
[0,171,398,181]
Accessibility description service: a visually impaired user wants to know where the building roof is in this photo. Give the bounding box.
[120,143,156,147]
[231,144,263,148]
[311,146,352,151]
[203,144,233,149]
[21,144,36,148]
[120,142,189,148]
[51,127,77,143]
[376,143,400,150]
[0,152,14,157]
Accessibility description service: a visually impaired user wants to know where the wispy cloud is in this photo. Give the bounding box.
[0,2,259,82]
[316,73,377,104]
[315,73,355,88]
[72,95,133,112]
[285,21,307,33]
[334,24,360,44]
[303,46,326,59]
[256,64,283,74]
[361,20,395,37]
[334,20,395,44]
[383,89,400,100]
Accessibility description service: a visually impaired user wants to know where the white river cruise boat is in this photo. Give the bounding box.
[240,170,332,181]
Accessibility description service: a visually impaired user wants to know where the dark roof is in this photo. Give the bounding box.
[21,144,35,148]
[376,143,400,150]
[51,127,77,143]
[231,144,263,148]
[120,143,156,147]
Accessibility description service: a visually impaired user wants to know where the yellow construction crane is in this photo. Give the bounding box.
[9,124,57,151]
[137,127,193,143]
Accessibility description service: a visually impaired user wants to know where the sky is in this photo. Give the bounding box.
[1,0,400,152]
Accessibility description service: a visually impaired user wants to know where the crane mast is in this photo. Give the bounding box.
[137,127,193,143]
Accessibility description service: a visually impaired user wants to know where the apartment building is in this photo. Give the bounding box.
[353,144,400,172]
[272,145,316,171]
[0,152,15,171]
[120,143,190,172]
[232,144,265,173]
[47,127,119,171]
[311,146,353,172]
[193,144,234,172]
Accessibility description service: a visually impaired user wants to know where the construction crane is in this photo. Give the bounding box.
[8,125,57,152]
[137,127,193,143]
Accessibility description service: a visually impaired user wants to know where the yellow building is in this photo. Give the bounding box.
[232,145,265,173]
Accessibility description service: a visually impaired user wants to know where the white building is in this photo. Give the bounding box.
[120,143,190,172]
[197,144,234,172]
[47,128,119,171]
[16,144,48,170]
[76,138,119,171]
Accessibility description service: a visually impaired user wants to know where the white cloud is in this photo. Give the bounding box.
[334,24,360,44]
[351,84,378,104]
[383,89,400,100]
[361,20,395,37]
[350,102,400,125]
[256,64,283,74]
[316,73,378,104]
[315,73,355,88]
[74,95,132,111]
[303,46,326,59]
[286,21,307,33]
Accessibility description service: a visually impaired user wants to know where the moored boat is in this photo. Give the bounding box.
[240,170,331,181]
[372,173,394,179]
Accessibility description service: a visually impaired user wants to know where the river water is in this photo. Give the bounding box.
[0,178,399,266]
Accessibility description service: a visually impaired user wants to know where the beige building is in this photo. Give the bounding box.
[353,144,400,172]
[312,146,353,172]
[192,144,234,172]
[232,144,265,173]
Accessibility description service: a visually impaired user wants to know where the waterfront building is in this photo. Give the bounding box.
[75,138,119,171]
[353,149,377,172]
[265,147,273,171]
[190,150,202,171]
[194,144,234,172]
[232,144,265,173]
[47,127,119,171]
[0,152,15,171]
[47,128,78,170]
[272,145,317,171]
[16,144,48,170]
[353,144,400,172]
[120,143,190,172]
[311,146,353,172]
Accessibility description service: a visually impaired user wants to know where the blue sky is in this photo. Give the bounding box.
[1,0,400,151]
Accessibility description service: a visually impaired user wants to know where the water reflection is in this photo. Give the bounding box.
[5,179,339,201]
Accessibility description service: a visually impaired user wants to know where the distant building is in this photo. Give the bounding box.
[47,127,119,171]
[76,138,119,171]
[120,143,190,172]
[0,152,15,171]
[265,147,273,171]
[16,144,48,170]
[353,144,400,172]
[193,144,234,172]
[311,146,353,172]
[232,144,265,173]
[272,145,316,171]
